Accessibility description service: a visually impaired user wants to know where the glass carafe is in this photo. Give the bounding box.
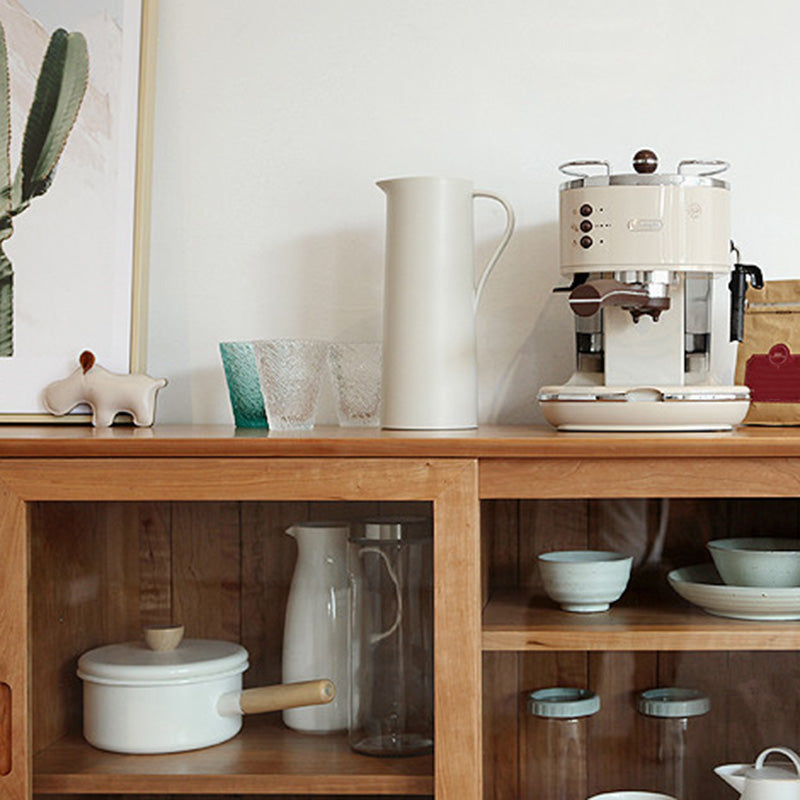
[348,516,433,755]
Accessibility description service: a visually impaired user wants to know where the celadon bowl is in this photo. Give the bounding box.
[707,538,800,587]
[537,550,633,613]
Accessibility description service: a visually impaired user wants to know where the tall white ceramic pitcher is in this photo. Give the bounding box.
[378,176,515,429]
[282,521,349,733]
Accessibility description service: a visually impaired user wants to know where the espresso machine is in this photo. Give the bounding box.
[538,149,762,431]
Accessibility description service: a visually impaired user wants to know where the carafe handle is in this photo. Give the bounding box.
[473,190,515,311]
[359,547,403,645]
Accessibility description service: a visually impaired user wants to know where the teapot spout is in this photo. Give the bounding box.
[715,765,746,795]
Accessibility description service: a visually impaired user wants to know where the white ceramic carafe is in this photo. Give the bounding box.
[377,176,515,430]
[282,521,349,733]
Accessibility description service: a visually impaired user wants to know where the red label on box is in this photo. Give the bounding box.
[745,343,800,402]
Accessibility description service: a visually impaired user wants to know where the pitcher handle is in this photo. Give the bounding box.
[359,546,403,645]
[472,190,515,311]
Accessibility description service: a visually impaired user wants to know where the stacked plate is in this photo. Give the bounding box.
[668,538,800,621]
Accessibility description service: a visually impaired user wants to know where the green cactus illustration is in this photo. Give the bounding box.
[0,23,89,357]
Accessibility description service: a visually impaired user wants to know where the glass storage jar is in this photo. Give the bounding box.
[637,687,710,800]
[528,687,601,800]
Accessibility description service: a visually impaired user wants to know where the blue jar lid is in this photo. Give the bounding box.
[528,687,600,718]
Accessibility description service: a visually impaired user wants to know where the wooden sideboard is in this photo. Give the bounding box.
[2,424,800,800]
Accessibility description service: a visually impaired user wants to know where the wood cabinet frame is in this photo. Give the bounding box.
[4,425,800,799]
[0,456,480,799]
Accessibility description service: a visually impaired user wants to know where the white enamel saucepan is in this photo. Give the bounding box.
[77,626,335,754]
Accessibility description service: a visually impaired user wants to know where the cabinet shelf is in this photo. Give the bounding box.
[32,717,434,795]
[482,589,800,651]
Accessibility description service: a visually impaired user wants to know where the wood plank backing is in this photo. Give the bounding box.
[171,502,241,642]
[657,651,728,800]
[481,499,518,603]
[725,651,800,763]
[136,502,173,626]
[589,652,659,795]
[31,504,107,751]
[240,501,308,688]
[519,500,589,592]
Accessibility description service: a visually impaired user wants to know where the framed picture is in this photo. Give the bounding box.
[0,0,156,421]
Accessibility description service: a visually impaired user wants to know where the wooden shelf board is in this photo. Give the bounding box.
[33,717,433,795]
[482,589,800,651]
[5,423,800,460]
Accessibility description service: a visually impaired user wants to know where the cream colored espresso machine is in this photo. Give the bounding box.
[538,149,763,431]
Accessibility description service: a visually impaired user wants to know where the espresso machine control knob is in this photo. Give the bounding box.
[633,149,658,174]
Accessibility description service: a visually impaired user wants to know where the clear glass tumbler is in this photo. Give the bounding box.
[327,342,382,427]
[528,687,600,800]
[637,687,710,800]
[251,339,328,430]
[348,516,433,756]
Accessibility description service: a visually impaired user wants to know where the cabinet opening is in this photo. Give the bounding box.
[481,497,800,800]
[29,499,434,795]
[481,496,800,603]
[484,649,800,800]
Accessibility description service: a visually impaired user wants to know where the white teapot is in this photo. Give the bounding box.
[716,747,800,800]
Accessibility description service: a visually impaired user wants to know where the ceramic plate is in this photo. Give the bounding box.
[668,564,800,620]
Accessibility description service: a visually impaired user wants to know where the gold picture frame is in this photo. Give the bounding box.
[0,0,157,422]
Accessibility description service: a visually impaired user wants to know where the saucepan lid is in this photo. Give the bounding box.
[77,625,248,686]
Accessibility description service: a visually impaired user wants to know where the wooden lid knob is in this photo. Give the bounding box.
[144,625,185,651]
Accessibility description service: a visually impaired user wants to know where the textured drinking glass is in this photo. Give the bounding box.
[252,339,327,430]
[219,341,268,428]
[328,342,382,427]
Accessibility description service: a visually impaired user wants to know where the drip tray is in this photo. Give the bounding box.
[537,385,750,431]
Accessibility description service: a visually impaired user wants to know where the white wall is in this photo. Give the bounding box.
[147,0,799,425]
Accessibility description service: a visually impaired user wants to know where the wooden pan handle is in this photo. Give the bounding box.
[238,679,335,715]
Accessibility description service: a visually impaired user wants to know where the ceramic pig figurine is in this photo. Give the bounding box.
[43,350,167,427]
